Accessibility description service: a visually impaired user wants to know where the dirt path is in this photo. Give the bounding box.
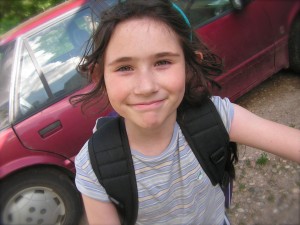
[227,70,300,225]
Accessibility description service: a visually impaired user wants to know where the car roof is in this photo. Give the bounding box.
[0,0,89,45]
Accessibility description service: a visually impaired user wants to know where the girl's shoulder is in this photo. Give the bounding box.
[210,96,234,132]
[75,141,89,166]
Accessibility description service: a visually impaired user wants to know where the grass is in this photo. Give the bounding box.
[239,183,246,191]
[267,193,275,203]
[256,153,269,166]
[245,159,251,167]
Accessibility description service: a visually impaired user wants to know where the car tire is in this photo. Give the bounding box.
[289,16,300,73]
[0,168,83,225]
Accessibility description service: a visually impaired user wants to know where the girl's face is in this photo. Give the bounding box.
[104,18,186,130]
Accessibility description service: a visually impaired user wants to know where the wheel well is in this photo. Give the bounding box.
[1,164,75,184]
[0,163,83,225]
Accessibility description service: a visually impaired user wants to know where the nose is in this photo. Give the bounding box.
[134,69,158,95]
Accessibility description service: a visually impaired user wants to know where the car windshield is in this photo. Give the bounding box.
[0,41,15,130]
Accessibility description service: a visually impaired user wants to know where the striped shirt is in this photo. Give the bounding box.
[75,96,234,225]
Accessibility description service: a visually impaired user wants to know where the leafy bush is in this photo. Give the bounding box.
[0,0,64,35]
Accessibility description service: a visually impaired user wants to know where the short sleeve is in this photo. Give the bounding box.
[75,141,111,202]
[210,96,234,133]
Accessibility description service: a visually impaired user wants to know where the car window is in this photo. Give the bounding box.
[173,0,232,27]
[0,42,15,130]
[15,8,99,120]
[18,46,49,116]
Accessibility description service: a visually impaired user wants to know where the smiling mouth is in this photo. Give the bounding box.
[131,99,165,110]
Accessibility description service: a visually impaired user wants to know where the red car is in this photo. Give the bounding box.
[0,0,299,224]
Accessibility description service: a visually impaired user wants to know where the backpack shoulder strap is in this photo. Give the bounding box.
[88,99,236,225]
[88,117,138,225]
[177,98,231,188]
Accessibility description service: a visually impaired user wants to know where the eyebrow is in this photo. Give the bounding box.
[155,52,181,58]
[107,57,133,66]
[107,52,181,66]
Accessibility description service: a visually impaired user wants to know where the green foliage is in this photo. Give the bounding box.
[267,193,275,203]
[245,159,251,167]
[0,0,65,35]
[256,153,269,166]
[238,183,246,191]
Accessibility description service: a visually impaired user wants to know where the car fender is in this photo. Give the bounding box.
[0,152,75,179]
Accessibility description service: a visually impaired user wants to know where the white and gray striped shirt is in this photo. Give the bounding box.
[75,96,234,225]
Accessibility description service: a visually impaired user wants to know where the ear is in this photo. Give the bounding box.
[195,51,203,60]
[90,63,101,83]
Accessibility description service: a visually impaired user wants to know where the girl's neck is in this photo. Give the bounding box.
[124,117,176,157]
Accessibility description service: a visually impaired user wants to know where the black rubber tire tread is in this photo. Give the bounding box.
[0,168,83,225]
[289,15,300,73]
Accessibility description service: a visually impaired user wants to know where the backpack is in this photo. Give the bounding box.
[88,99,237,225]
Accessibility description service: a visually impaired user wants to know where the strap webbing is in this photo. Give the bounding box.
[177,99,230,187]
[89,99,232,225]
[89,118,138,225]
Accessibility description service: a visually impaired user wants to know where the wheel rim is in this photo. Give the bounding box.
[2,186,66,225]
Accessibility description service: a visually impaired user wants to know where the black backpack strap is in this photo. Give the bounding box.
[88,117,138,225]
[88,99,237,225]
[177,98,231,188]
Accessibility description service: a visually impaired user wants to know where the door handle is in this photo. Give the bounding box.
[39,120,62,138]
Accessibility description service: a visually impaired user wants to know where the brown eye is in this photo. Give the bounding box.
[116,65,133,72]
[155,60,171,66]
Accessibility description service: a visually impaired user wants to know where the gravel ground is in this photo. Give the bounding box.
[226,70,300,225]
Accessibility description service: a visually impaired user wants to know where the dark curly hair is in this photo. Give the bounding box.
[70,0,223,114]
[70,0,238,183]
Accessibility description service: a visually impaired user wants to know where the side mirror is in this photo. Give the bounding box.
[230,0,252,10]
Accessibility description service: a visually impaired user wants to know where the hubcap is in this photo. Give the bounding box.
[1,187,66,225]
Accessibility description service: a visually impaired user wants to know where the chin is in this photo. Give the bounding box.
[139,120,162,129]
[135,116,164,129]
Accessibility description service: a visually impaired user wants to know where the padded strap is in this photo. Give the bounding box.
[89,117,138,225]
[89,99,234,225]
[177,99,230,187]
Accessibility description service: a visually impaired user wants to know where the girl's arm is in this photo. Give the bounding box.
[82,194,121,225]
[229,104,300,163]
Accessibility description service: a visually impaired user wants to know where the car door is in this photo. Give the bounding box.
[12,4,112,159]
[174,0,275,100]
[259,0,299,71]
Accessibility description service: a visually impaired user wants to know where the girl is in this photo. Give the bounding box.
[72,1,300,224]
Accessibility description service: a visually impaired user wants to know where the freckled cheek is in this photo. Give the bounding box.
[176,81,186,101]
[169,73,186,100]
[105,76,129,107]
